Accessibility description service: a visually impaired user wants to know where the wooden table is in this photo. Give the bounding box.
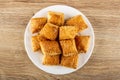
[0,0,120,80]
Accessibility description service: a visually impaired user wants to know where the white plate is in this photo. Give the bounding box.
[24,5,95,75]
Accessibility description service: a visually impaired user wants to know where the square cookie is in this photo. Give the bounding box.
[40,40,61,55]
[61,54,78,69]
[31,35,40,52]
[40,23,59,40]
[66,15,87,32]
[47,11,64,26]
[31,17,47,33]
[75,36,90,53]
[42,55,60,65]
[59,26,78,40]
[60,39,78,56]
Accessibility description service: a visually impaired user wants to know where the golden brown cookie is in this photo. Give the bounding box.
[31,17,47,33]
[42,55,60,65]
[40,23,59,40]
[47,11,64,26]
[66,15,87,32]
[59,26,78,40]
[60,39,78,56]
[61,54,78,69]
[75,35,90,53]
[31,35,40,52]
[40,40,61,55]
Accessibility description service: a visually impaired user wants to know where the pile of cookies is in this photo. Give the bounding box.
[31,11,90,69]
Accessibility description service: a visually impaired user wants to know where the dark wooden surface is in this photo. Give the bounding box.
[0,0,120,80]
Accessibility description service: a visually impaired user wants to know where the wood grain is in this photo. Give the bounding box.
[0,0,120,80]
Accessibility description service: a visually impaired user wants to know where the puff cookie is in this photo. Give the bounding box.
[75,36,90,53]
[48,11,64,26]
[60,39,78,56]
[42,55,60,65]
[40,23,59,40]
[66,15,87,32]
[31,35,40,52]
[59,26,78,40]
[61,54,78,69]
[40,40,61,55]
[31,17,47,33]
